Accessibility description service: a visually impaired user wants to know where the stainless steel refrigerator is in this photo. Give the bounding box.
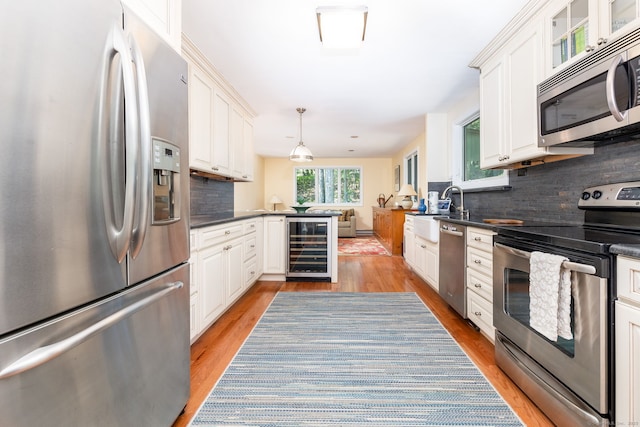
[0,1,190,425]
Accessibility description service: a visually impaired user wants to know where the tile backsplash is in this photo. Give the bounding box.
[190,176,234,216]
[435,139,640,224]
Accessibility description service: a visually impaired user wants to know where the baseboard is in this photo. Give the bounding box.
[356,230,373,236]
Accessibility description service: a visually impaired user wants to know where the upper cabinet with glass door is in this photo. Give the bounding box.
[546,0,592,74]
[545,0,640,78]
[600,0,640,40]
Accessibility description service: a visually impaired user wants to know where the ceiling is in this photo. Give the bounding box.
[182,0,529,159]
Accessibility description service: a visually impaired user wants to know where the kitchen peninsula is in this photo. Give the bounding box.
[189,211,339,343]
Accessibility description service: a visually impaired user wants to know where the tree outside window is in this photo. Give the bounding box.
[463,117,502,181]
[295,167,362,205]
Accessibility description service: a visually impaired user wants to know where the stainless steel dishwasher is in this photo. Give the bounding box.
[438,221,466,317]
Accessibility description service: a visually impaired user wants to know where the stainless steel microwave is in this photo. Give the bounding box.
[538,30,640,148]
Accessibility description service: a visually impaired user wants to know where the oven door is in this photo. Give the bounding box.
[493,238,609,417]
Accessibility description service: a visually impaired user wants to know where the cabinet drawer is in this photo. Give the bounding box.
[404,215,415,226]
[243,218,259,235]
[617,255,640,306]
[466,228,494,251]
[466,269,493,302]
[467,290,494,341]
[199,223,243,249]
[244,234,257,259]
[467,246,493,277]
[244,256,258,288]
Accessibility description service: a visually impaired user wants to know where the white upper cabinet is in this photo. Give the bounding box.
[601,0,640,40]
[544,0,640,78]
[183,38,255,182]
[472,1,593,169]
[122,0,181,52]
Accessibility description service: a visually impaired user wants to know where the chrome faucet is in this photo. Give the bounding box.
[441,185,466,218]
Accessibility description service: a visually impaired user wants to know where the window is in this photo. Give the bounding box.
[405,151,418,197]
[295,167,362,206]
[452,114,508,189]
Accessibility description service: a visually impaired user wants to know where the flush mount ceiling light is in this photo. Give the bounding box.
[289,107,313,162]
[316,6,368,49]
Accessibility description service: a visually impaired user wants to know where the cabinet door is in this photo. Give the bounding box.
[505,18,545,163]
[404,225,415,266]
[122,0,181,52]
[479,55,505,169]
[242,117,255,181]
[264,216,285,274]
[225,239,244,303]
[231,105,245,180]
[188,64,215,172]
[212,89,231,176]
[199,244,226,327]
[615,300,640,424]
[600,0,640,41]
[424,242,439,290]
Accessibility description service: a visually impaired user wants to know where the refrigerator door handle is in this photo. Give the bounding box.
[102,23,139,263]
[128,35,152,259]
[0,281,184,380]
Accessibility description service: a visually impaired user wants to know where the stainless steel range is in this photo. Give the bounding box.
[493,181,640,427]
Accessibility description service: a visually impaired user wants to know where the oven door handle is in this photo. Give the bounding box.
[494,243,597,275]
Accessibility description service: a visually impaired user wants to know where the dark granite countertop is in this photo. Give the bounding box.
[190,210,341,229]
[610,245,640,259]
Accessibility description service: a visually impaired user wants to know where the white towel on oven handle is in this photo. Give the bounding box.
[557,267,573,340]
[529,251,573,341]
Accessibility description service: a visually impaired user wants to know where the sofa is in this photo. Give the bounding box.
[338,209,357,237]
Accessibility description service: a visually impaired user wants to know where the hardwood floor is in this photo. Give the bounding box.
[172,254,554,427]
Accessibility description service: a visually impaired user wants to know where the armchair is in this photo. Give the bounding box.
[338,209,357,237]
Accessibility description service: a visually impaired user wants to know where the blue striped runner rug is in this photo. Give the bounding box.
[189,292,524,426]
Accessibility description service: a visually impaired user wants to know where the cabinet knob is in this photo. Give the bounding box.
[585,45,595,52]
[474,259,482,264]
[474,283,482,288]
[212,166,219,171]
[597,38,607,46]
[474,237,482,241]
[474,311,482,316]
[225,230,231,235]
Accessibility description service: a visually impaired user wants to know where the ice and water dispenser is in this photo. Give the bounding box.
[152,139,181,223]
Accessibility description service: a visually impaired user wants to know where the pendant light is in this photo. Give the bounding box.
[289,107,313,162]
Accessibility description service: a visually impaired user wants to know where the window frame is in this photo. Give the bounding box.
[452,112,508,190]
[293,165,363,207]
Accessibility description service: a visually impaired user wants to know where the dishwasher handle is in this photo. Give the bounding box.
[440,225,464,237]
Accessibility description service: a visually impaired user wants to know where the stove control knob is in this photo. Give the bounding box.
[581,191,591,200]
[592,190,603,199]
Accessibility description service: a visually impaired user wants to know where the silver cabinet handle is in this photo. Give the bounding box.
[474,237,482,241]
[474,283,482,288]
[474,259,482,264]
[474,311,482,316]
[0,282,183,380]
[225,230,231,235]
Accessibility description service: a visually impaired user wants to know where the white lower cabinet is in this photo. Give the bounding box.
[262,215,286,278]
[405,225,439,292]
[466,227,495,342]
[191,217,263,343]
[615,255,640,424]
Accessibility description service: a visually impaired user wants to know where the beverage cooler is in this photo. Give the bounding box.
[286,217,332,280]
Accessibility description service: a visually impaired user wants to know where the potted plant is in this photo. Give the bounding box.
[293,196,309,213]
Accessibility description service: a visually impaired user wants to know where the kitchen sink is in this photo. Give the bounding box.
[413,215,439,243]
